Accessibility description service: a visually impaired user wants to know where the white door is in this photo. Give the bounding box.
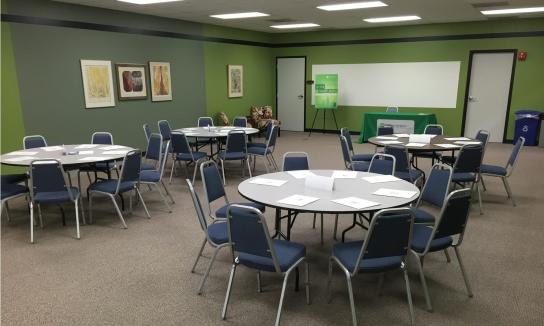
[464,52,514,142]
[277,57,306,131]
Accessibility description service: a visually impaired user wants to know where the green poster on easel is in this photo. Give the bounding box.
[315,74,338,109]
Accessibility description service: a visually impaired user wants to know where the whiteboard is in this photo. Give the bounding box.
[311,62,460,108]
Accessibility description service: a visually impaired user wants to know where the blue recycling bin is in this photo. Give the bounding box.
[514,110,541,146]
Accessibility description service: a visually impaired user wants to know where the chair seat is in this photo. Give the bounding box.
[219,151,246,160]
[247,142,266,148]
[395,169,423,182]
[176,151,207,161]
[452,172,476,183]
[1,184,28,200]
[215,202,265,218]
[207,221,228,244]
[332,240,403,273]
[1,173,28,185]
[351,161,370,172]
[411,224,453,253]
[141,162,156,171]
[238,239,305,272]
[352,153,374,162]
[480,164,507,176]
[247,146,271,156]
[34,187,79,203]
[89,179,135,194]
[140,170,162,183]
[410,207,435,224]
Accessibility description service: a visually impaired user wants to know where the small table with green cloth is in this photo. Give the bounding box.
[358,112,437,143]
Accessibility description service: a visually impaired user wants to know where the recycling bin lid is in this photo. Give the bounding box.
[515,109,541,118]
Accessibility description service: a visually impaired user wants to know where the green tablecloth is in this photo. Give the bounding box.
[358,112,437,143]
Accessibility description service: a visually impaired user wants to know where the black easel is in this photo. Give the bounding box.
[308,108,339,136]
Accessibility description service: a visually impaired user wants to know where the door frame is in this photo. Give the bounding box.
[276,56,307,131]
[461,49,517,143]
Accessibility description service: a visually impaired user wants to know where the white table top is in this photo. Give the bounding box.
[238,170,420,214]
[0,144,134,166]
[173,126,259,138]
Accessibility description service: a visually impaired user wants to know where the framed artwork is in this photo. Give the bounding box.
[80,60,115,108]
[115,63,147,100]
[149,61,172,101]
[228,65,243,98]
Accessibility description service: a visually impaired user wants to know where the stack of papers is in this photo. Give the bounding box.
[249,178,287,187]
[42,146,63,151]
[6,151,37,156]
[77,150,94,155]
[408,134,433,144]
[331,170,358,179]
[373,188,418,199]
[379,140,403,145]
[75,144,99,149]
[305,174,335,192]
[436,144,460,149]
[286,170,315,179]
[375,136,398,140]
[101,145,126,150]
[362,175,400,183]
[444,137,470,141]
[332,197,380,209]
[454,141,481,145]
[405,143,426,147]
[278,195,319,207]
[4,156,35,162]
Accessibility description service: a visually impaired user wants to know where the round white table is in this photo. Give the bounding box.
[238,170,420,241]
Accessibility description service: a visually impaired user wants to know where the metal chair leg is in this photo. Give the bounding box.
[79,197,86,225]
[88,193,94,224]
[257,271,262,293]
[305,261,310,305]
[135,188,151,219]
[37,204,44,228]
[221,159,226,186]
[413,252,433,312]
[444,248,451,263]
[161,181,175,204]
[476,182,483,215]
[246,158,252,178]
[197,245,223,295]
[481,176,487,191]
[74,199,80,239]
[502,177,516,206]
[169,159,176,184]
[403,264,416,326]
[344,269,357,326]
[109,194,128,228]
[454,246,473,297]
[191,237,207,273]
[222,264,237,320]
[154,183,172,213]
[274,270,292,326]
[30,202,34,244]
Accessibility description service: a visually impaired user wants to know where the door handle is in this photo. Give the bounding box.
[468,96,476,102]
[297,95,304,99]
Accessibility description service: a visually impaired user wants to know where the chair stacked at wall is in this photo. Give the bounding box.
[187,179,230,294]
[1,174,29,223]
[442,130,490,166]
[341,127,373,164]
[328,208,416,326]
[218,130,251,184]
[139,134,175,213]
[414,124,444,166]
[23,135,47,149]
[385,145,423,184]
[410,189,473,312]
[200,160,264,221]
[340,136,369,172]
[248,125,279,174]
[28,160,85,243]
[222,204,310,326]
[88,150,150,228]
[169,132,208,184]
[411,164,453,224]
[480,136,524,206]
[451,144,484,214]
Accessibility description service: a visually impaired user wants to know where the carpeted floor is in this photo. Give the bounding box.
[2,131,543,325]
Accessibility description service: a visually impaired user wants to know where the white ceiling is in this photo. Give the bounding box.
[54,0,544,33]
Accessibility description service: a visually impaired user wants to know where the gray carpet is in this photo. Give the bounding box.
[2,131,544,325]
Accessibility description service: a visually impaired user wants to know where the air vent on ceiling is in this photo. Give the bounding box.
[267,18,295,23]
[471,2,509,9]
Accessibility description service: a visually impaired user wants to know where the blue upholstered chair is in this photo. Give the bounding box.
[139,134,175,212]
[232,116,247,128]
[78,132,118,186]
[23,135,47,149]
[411,164,453,224]
[341,127,373,163]
[410,188,473,312]
[340,136,369,172]
[248,121,273,149]
[200,160,264,220]
[451,144,484,214]
[169,132,207,184]
[368,153,396,175]
[480,136,524,206]
[88,150,150,228]
[385,145,423,184]
[143,123,152,142]
[328,208,416,326]
[1,174,29,223]
[187,179,230,295]
[221,204,310,326]
[386,106,399,112]
[219,130,251,184]
[377,125,394,136]
[29,159,85,243]
[158,120,174,154]
[197,117,214,127]
[414,124,444,166]
[442,130,490,166]
[248,125,279,173]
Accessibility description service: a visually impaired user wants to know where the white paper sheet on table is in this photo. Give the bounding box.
[454,141,481,145]
[249,178,287,187]
[6,151,38,156]
[102,150,129,155]
[42,146,63,151]
[375,136,398,140]
[287,170,315,179]
[332,197,380,209]
[405,143,426,147]
[436,143,461,149]
[278,195,319,207]
[444,137,471,141]
[408,134,433,144]
[362,175,400,183]
[100,145,126,150]
[77,150,94,155]
[184,133,198,136]
[75,144,99,149]
[331,170,358,179]
[78,157,109,161]
[373,188,418,199]
[4,156,35,162]
[393,134,410,137]
[183,128,197,131]
[305,174,335,191]
[379,140,403,145]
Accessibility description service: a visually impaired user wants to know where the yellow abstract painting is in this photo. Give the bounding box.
[80,60,115,108]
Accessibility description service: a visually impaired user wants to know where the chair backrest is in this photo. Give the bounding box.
[506,136,525,173]
[29,159,73,200]
[171,132,194,157]
[424,124,443,135]
[200,160,227,206]
[186,179,208,233]
[282,152,310,171]
[265,125,279,151]
[474,129,490,159]
[339,136,352,169]
[225,130,247,154]
[429,188,472,250]
[233,116,247,128]
[23,135,47,149]
[386,106,399,112]
[143,123,152,142]
[341,127,355,153]
[352,208,414,275]
[91,132,114,145]
[369,153,396,175]
[117,150,142,193]
[145,133,163,162]
[453,144,483,174]
[418,164,453,207]
[377,125,394,136]
[384,145,409,173]
[198,117,214,127]
[158,120,172,141]
[226,204,281,273]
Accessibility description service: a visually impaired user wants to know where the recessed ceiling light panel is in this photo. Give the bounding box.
[270,23,320,29]
[210,12,269,19]
[364,15,421,23]
[117,0,182,4]
[481,7,544,15]
[317,1,387,11]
